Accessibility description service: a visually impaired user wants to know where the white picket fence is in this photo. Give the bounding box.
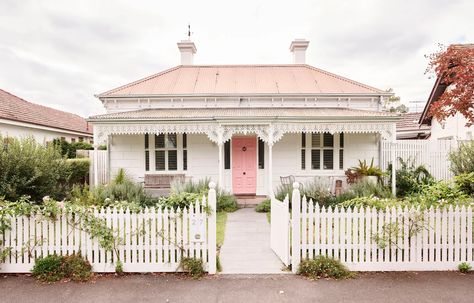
[270,196,290,266]
[380,140,462,180]
[0,185,217,274]
[271,183,474,272]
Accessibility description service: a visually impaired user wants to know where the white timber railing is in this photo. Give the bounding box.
[380,139,464,181]
[0,183,217,274]
[288,182,474,272]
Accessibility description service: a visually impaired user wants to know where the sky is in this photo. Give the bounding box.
[0,0,473,117]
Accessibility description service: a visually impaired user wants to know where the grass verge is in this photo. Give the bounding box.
[217,212,227,247]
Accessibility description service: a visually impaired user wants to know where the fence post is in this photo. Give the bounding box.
[207,182,217,274]
[291,181,301,273]
[391,141,396,197]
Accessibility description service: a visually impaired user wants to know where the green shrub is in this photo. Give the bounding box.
[255,199,271,212]
[0,136,68,202]
[275,184,293,201]
[181,257,205,279]
[330,179,392,205]
[301,178,333,205]
[65,158,90,185]
[388,158,434,197]
[70,169,157,207]
[32,254,92,282]
[216,193,238,212]
[449,141,474,175]
[53,138,92,158]
[169,178,238,212]
[62,254,92,282]
[458,262,472,273]
[115,260,124,275]
[298,256,353,280]
[454,172,474,196]
[32,255,65,282]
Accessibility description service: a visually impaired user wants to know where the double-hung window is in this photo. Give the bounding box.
[155,134,178,171]
[307,133,337,170]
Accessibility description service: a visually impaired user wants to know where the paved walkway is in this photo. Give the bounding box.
[2,272,473,303]
[219,208,285,274]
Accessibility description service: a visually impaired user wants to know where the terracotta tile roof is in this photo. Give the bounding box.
[89,107,399,121]
[0,89,92,135]
[98,65,389,97]
[396,112,428,130]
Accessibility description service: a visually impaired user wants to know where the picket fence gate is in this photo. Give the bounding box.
[0,185,217,274]
[271,183,474,272]
[380,140,463,181]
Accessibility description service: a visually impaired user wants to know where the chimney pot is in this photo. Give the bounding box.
[290,39,309,64]
[177,40,197,65]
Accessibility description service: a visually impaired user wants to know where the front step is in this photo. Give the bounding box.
[235,195,267,208]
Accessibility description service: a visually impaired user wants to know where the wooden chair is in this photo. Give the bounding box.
[280,175,295,186]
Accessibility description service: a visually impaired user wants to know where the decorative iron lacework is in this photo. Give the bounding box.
[93,122,394,145]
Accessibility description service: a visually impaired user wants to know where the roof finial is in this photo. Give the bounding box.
[187,23,193,40]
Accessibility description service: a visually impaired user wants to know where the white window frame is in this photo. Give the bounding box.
[302,132,343,172]
[154,134,179,172]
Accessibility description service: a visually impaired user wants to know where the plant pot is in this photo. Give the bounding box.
[363,175,378,185]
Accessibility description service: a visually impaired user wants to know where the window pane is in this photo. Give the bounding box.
[301,133,306,148]
[168,150,177,170]
[301,149,306,170]
[224,141,231,169]
[323,133,334,147]
[155,134,165,148]
[155,150,165,171]
[311,150,320,169]
[258,139,264,169]
[311,133,320,147]
[166,134,177,148]
[339,149,344,170]
[145,134,149,149]
[145,150,150,171]
[323,150,333,170]
[340,133,344,148]
[183,150,187,170]
[182,133,187,148]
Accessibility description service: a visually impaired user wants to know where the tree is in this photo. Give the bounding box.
[426,44,474,126]
[384,88,408,113]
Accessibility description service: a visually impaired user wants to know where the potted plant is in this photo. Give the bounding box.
[346,158,384,185]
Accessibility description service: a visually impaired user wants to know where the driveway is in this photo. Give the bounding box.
[1,272,473,303]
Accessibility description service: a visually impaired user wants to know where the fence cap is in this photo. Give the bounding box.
[293,181,300,190]
[209,181,216,190]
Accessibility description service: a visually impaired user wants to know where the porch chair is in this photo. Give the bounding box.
[280,175,296,186]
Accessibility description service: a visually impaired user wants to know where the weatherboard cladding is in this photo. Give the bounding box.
[98,65,387,97]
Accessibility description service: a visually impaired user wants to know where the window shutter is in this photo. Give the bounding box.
[311,150,320,169]
[168,150,177,170]
[155,150,165,171]
[323,150,334,170]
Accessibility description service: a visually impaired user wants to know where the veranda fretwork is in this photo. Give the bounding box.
[0,184,217,274]
[271,182,474,272]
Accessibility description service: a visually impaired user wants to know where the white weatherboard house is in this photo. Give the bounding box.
[88,39,398,196]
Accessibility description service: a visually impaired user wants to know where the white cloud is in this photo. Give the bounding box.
[0,0,473,117]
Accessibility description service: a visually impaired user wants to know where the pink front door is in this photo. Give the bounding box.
[232,136,257,194]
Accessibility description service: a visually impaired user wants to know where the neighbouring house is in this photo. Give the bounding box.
[88,38,399,196]
[0,89,93,144]
[396,112,430,139]
[419,44,474,141]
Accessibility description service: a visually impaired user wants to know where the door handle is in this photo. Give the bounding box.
[243,172,246,175]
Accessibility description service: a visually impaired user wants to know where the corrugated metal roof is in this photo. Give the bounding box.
[0,89,93,135]
[89,107,399,121]
[98,65,388,97]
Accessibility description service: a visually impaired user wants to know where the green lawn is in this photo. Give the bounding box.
[216,212,227,247]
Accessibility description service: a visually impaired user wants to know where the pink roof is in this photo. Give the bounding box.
[0,89,92,135]
[98,65,387,97]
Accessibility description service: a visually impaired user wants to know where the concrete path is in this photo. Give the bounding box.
[219,207,286,274]
[2,272,474,303]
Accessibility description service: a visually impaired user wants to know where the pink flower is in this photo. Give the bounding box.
[57,201,65,209]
